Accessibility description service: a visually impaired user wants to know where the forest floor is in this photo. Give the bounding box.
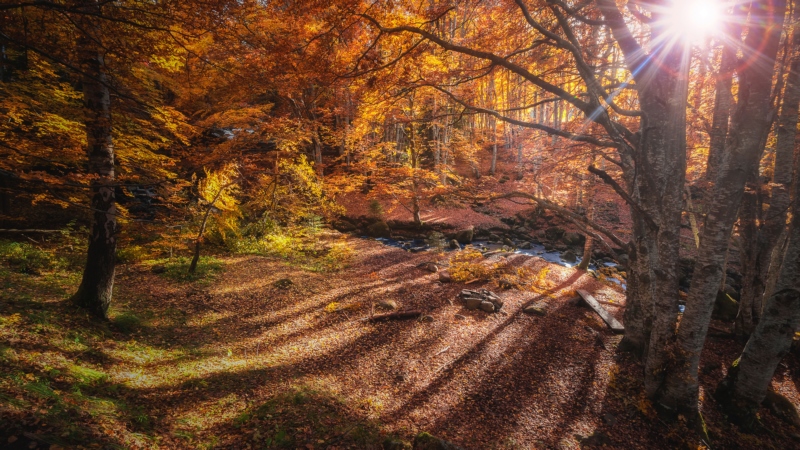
[1,231,799,449]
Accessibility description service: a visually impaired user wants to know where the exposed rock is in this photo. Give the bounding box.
[617,253,629,267]
[502,237,514,247]
[424,262,439,273]
[151,264,166,274]
[454,226,474,244]
[479,301,495,312]
[454,314,467,320]
[459,289,503,312]
[439,270,452,283]
[545,226,565,241]
[378,300,398,310]
[562,232,585,246]
[464,298,483,310]
[562,250,577,263]
[332,219,358,232]
[519,241,532,249]
[523,305,547,316]
[273,278,294,289]
[712,290,739,321]
[420,315,434,322]
[449,239,460,249]
[488,233,501,242]
[368,221,391,238]
[413,432,464,450]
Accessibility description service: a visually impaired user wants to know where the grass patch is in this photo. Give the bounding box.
[232,230,354,273]
[111,311,143,333]
[68,364,109,386]
[150,256,224,283]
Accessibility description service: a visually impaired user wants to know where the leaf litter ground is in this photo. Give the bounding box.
[1,233,799,449]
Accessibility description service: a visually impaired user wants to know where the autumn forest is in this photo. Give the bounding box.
[1,0,800,448]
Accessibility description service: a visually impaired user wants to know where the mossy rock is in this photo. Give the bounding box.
[454,226,474,244]
[413,432,464,450]
[273,278,294,289]
[544,226,565,241]
[368,221,391,238]
[562,232,585,246]
[333,219,358,232]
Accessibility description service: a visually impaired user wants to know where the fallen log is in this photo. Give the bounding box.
[577,289,624,333]
[369,310,423,322]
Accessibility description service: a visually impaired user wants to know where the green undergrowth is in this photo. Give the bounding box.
[148,256,225,283]
[231,227,354,272]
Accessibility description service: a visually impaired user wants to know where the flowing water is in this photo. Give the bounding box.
[367,236,627,290]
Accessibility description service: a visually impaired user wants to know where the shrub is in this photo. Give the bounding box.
[448,249,501,282]
[115,245,148,264]
[368,199,384,217]
[0,241,60,274]
[305,241,354,272]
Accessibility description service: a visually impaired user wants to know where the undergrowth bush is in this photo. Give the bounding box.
[115,245,149,264]
[448,249,502,282]
[230,226,353,272]
[0,241,63,274]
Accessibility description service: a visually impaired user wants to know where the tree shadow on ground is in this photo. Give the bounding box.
[205,383,388,449]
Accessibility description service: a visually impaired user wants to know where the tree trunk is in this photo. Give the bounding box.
[738,183,763,336]
[639,47,692,399]
[71,27,117,320]
[578,235,593,271]
[715,289,800,430]
[598,2,689,368]
[737,6,800,337]
[578,168,595,271]
[704,17,742,182]
[717,129,800,427]
[490,119,497,175]
[658,0,786,414]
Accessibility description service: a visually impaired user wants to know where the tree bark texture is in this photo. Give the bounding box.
[719,32,800,421]
[638,38,691,399]
[71,22,117,319]
[737,5,800,336]
[704,30,739,182]
[658,0,786,414]
[597,1,688,369]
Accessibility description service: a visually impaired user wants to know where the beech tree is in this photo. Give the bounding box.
[335,0,800,418]
[0,0,220,318]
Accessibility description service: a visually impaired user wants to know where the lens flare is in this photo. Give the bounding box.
[663,0,722,42]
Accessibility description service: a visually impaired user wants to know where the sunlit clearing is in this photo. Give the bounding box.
[663,0,722,42]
